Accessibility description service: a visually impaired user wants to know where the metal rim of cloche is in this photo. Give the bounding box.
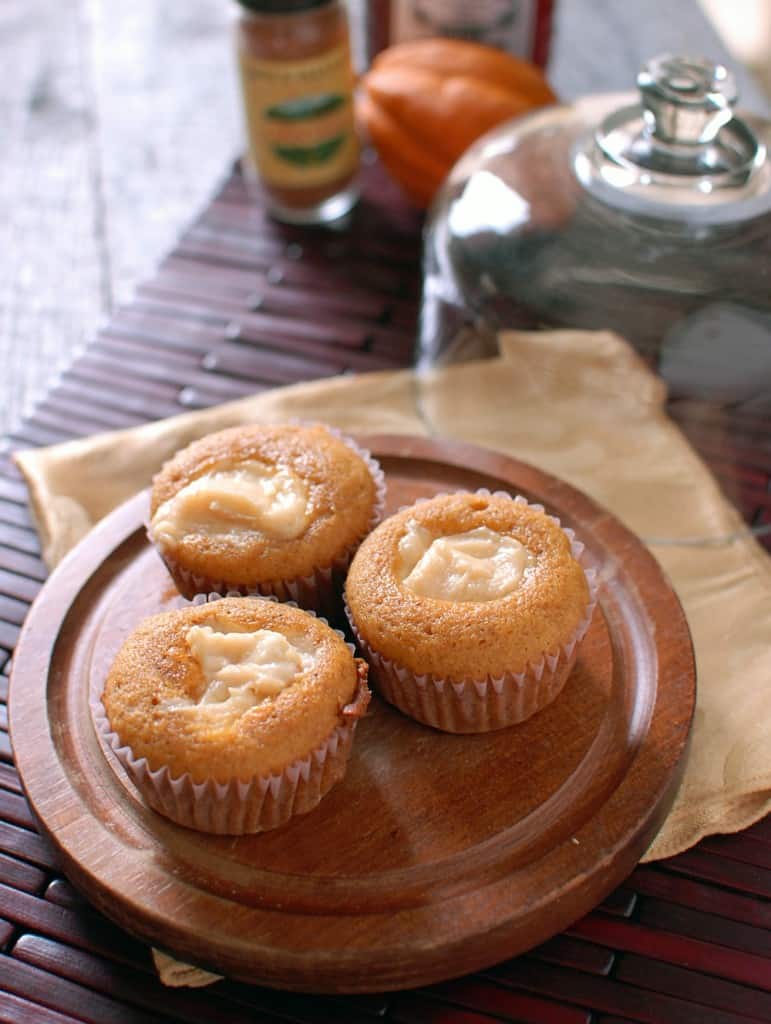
[572,54,771,224]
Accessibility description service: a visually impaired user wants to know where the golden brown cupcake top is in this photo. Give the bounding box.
[345,491,590,680]
[102,597,368,783]
[149,423,378,586]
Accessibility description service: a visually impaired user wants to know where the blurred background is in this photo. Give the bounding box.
[701,0,771,93]
[1,0,769,437]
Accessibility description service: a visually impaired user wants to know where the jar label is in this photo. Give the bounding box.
[238,43,359,189]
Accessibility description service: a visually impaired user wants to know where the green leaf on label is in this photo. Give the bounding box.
[273,135,346,166]
[266,93,345,121]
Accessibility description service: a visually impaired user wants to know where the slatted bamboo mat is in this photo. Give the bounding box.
[0,162,770,1024]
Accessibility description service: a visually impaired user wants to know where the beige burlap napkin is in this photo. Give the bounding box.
[14,330,771,980]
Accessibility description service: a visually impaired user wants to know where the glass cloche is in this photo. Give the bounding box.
[419,54,771,404]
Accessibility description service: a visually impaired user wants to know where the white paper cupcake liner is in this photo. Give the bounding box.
[346,491,599,734]
[150,428,386,617]
[158,554,343,616]
[93,675,370,835]
[93,593,370,834]
[92,692,366,834]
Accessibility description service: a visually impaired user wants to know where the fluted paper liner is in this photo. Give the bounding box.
[347,492,599,734]
[93,595,370,834]
[150,427,386,615]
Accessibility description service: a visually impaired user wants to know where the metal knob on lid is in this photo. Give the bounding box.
[573,53,771,222]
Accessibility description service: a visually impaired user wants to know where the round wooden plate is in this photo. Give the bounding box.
[10,436,696,993]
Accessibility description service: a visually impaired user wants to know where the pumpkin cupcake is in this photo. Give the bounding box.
[97,597,370,834]
[345,490,597,733]
[148,422,384,614]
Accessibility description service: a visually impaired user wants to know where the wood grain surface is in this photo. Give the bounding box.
[9,436,696,992]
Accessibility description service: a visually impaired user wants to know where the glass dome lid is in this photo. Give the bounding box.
[418,53,771,371]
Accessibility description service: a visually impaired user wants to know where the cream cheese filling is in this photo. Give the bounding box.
[397,522,535,602]
[167,624,315,719]
[150,460,310,545]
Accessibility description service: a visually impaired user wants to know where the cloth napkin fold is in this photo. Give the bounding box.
[14,329,771,980]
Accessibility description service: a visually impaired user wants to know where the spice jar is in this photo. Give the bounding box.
[234,0,360,225]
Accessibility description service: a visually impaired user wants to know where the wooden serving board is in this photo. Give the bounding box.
[9,435,696,994]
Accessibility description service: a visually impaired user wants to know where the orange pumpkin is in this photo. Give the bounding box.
[358,38,557,208]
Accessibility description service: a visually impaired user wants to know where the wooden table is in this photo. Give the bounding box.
[1,1,770,1021]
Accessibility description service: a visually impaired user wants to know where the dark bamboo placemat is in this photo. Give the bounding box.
[0,162,769,1023]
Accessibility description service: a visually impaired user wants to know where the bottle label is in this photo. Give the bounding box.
[391,0,541,58]
[238,43,359,189]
